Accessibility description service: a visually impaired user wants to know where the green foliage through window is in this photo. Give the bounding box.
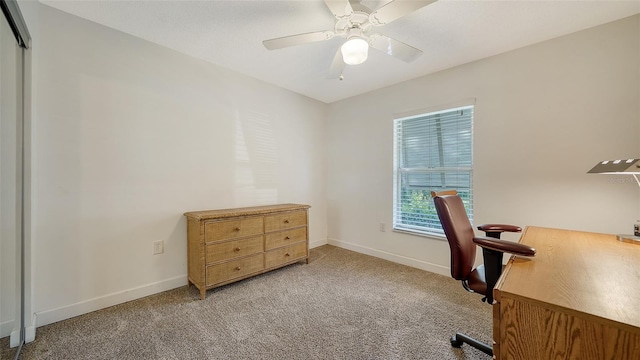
[393,105,474,235]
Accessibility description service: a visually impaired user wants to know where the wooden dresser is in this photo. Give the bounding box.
[184,203,310,299]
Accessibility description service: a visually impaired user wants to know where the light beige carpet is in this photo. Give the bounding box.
[18,245,492,360]
[1,337,19,360]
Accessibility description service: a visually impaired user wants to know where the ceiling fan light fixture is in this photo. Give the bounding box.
[341,37,369,65]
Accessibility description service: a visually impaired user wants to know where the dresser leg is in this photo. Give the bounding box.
[200,288,206,300]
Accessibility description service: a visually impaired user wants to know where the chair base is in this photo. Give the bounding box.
[450,333,493,356]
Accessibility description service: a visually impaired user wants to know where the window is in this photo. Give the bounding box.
[393,105,474,236]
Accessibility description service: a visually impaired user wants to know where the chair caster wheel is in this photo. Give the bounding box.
[451,335,463,348]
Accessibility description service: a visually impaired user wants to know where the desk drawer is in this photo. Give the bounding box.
[206,253,264,286]
[205,216,263,242]
[206,235,264,264]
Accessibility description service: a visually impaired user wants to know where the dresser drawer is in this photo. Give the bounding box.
[205,216,264,242]
[264,210,307,232]
[206,235,264,264]
[206,253,264,286]
[265,242,307,269]
[265,227,307,251]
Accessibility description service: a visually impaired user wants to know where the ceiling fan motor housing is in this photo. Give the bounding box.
[335,7,373,41]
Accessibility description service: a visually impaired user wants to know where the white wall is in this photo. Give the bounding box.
[24,3,327,327]
[327,15,640,275]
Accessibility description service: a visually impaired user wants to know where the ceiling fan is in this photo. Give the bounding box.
[262,0,436,79]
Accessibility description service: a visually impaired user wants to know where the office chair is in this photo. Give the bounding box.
[431,190,536,356]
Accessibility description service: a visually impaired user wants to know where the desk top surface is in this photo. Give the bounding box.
[496,226,640,330]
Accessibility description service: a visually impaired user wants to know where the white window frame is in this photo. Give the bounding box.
[393,103,474,237]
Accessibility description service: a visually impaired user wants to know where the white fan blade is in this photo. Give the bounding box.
[327,48,345,79]
[263,31,335,50]
[370,0,436,26]
[369,34,422,63]
[324,0,354,18]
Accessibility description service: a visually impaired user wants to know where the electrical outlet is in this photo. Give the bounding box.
[153,240,164,255]
[379,223,386,232]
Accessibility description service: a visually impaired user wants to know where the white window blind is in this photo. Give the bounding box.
[393,105,474,236]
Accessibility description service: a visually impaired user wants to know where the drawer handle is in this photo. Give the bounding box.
[285,236,290,240]
[234,227,240,231]
[234,267,241,271]
[285,253,290,257]
[234,247,241,252]
[284,220,290,224]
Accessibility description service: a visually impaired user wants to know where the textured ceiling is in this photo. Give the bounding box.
[40,0,640,103]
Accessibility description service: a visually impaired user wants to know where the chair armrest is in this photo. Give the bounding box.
[477,224,522,233]
[473,237,536,257]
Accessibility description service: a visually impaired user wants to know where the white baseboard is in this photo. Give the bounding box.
[0,319,14,340]
[1,316,35,345]
[327,237,450,277]
[309,238,328,249]
[0,320,24,347]
[34,275,188,329]
[25,314,36,343]
[31,239,443,338]
[32,241,330,333]
[10,329,20,347]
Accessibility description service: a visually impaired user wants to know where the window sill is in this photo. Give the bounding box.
[392,227,447,241]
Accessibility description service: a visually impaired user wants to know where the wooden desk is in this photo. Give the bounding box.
[493,226,640,359]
